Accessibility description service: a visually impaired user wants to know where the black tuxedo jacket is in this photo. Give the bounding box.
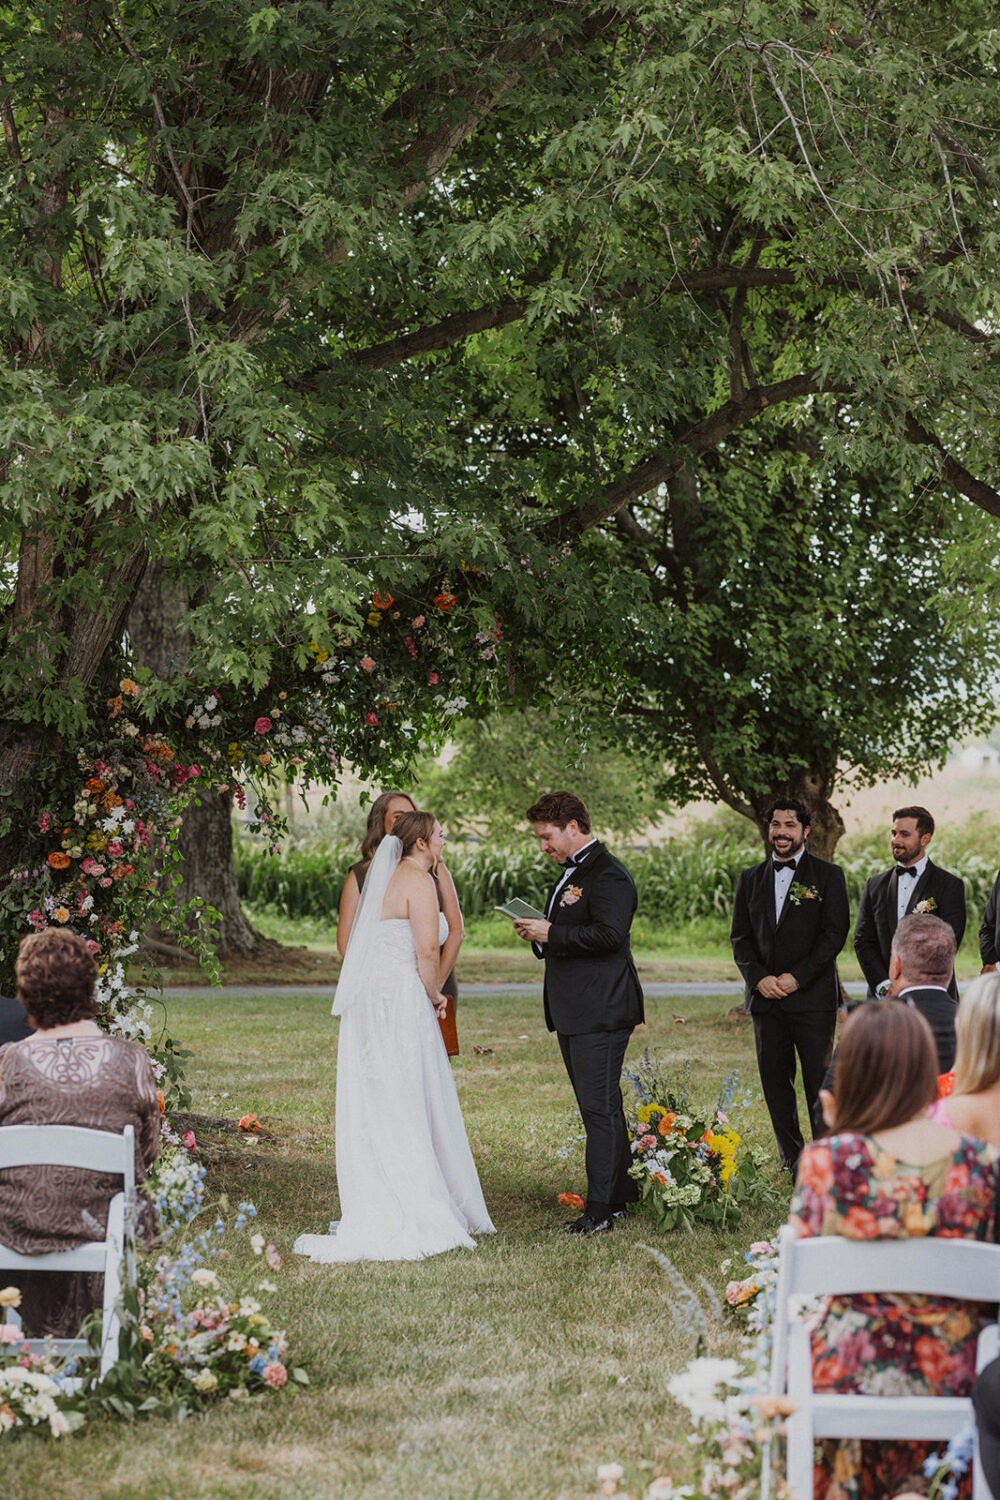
[897,986,957,1074]
[537,842,644,1036]
[980,871,1000,966]
[0,994,31,1046]
[730,851,850,1014]
[854,860,966,1000]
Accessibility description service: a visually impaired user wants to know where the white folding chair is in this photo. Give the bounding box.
[0,1124,137,1379]
[766,1222,1000,1500]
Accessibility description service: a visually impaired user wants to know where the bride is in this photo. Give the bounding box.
[294,811,494,1262]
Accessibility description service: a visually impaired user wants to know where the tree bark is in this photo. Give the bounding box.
[128,562,267,960]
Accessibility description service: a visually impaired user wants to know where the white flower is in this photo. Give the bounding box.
[667,1357,742,1421]
[597,1463,624,1482]
[190,1368,218,1392]
[191,1268,219,1289]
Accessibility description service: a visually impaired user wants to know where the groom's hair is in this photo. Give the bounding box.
[525,792,591,832]
[394,810,436,854]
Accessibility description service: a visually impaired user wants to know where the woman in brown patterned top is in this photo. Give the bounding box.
[0,928,160,1337]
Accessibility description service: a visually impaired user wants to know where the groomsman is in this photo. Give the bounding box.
[730,800,850,1172]
[979,870,1000,973]
[513,791,644,1236]
[854,806,965,1000]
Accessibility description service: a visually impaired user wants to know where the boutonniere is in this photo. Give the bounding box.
[560,885,583,907]
[788,882,820,906]
[912,897,937,914]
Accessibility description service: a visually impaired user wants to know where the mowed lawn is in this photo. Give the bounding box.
[5,988,796,1500]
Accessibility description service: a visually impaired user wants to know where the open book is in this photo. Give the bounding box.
[494,897,547,920]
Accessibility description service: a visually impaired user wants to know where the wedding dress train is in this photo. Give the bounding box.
[294,914,494,1263]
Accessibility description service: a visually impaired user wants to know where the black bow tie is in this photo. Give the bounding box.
[567,851,589,867]
[772,860,797,872]
[896,865,917,878]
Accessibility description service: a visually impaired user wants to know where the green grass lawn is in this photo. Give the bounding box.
[5,988,795,1500]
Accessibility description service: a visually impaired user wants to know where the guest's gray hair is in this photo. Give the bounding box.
[890,912,956,986]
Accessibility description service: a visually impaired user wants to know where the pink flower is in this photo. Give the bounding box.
[411,615,425,628]
[81,857,105,877]
[404,636,418,657]
[427,672,439,686]
[365,711,379,726]
[0,1324,23,1344]
[182,1131,197,1151]
[254,717,272,734]
[106,840,124,859]
[265,1243,281,1271]
[85,940,101,954]
[38,812,52,833]
[263,1361,288,1388]
[99,877,113,888]
[638,1134,657,1151]
[360,656,376,673]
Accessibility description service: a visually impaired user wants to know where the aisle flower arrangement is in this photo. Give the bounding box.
[0,1290,85,1440]
[624,1054,772,1231]
[594,1234,793,1499]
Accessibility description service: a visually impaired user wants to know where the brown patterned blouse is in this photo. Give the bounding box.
[0,1033,160,1336]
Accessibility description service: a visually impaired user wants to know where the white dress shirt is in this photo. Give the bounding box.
[773,850,804,922]
[896,854,928,923]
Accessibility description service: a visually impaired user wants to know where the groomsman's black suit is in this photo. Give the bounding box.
[980,871,1000,968]
[854,860,966,1000]
[0,994,31,1045]
[896,985,957,1074]
[536,841,645,1218]
[731,850,849,1170]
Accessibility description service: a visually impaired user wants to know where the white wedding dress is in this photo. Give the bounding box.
[294,865,494,1264]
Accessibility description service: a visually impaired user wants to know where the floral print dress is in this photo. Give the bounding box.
[789,1131,999,1500]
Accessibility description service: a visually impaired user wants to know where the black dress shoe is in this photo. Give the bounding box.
[611,1207,629,1222]
[562,1212,614,1235]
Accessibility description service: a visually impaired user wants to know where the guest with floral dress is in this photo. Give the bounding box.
[789,1001,998,1500]
[0,928,159,1337]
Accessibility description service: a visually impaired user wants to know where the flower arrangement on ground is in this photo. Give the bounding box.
[0,1289,86,1441]
[623,1053,773,1231]
[594,1234,794,1499]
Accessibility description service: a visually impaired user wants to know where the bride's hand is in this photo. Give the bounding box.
[433,993,448,1018]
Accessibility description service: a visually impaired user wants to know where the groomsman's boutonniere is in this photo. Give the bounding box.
[560,885,584,907]
[788,882,821,906]
[912,897,938,914]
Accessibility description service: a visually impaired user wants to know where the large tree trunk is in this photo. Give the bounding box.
[128,562,268,961]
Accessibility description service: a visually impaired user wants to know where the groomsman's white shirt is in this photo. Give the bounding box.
[773,849,804,922]
[896,854,929,923]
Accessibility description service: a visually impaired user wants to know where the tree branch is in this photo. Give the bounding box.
[545,375,836,539]
[903,415,1000,518]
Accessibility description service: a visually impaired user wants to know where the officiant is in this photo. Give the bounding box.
[513,791,644,1237]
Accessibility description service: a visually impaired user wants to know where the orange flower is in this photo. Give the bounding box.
[119,678,139,696]
[47,850,71,870]
[239,1114,262,1133]
[938,1071,955,1098]
[842,1205,879,1240]
[156,1090,165,1115]
[433,591,458,611]
[796,1143,834,1196]
[657,1111,677,1135]
[85,777,107,796]
[371,590,394,610]
[557,1192,585,1210]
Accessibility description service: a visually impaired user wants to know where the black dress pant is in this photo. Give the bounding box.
[752,1002,836,1173]
[558,1027,638,1215]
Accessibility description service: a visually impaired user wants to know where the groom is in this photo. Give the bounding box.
[513,791,644,1236]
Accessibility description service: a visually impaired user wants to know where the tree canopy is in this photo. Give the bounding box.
[1,0,999,878]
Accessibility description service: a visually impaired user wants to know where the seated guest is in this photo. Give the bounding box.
[0,993,31,1046]
[886,912,959,1073]
[0,929,160,1337]
[929,973,1000,1148]
[791,1002,998,1500]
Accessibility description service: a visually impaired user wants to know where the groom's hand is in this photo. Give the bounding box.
[514,918,551,945]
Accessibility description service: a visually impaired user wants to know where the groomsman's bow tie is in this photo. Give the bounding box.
[896,865,917,877]
[772,860,797,872]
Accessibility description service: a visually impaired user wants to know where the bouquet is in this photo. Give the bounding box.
[624,1054,770,1232]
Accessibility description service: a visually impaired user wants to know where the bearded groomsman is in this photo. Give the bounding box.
[730,800,850,1173]
[854,806,966,1000]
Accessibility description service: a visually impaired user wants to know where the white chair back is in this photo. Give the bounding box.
[0,1123,138,1380]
